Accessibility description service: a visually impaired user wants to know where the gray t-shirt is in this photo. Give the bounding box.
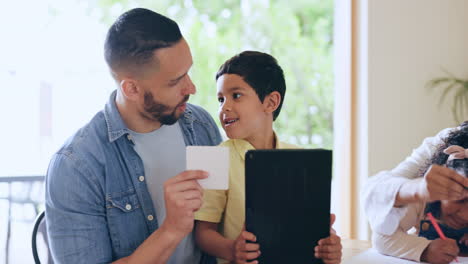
[130,122,201,264]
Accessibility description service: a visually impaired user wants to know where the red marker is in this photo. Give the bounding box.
[426,212,459,263]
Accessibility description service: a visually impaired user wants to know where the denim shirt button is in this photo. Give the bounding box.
[125,204,132,211]
[127,134,132,141]
[138,176,145,182]
[147,214,154,221]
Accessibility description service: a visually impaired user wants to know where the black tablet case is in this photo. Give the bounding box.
[245,149,332,264]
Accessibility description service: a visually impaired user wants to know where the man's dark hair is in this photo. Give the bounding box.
[104,8,182,76]
[216,51,286,121]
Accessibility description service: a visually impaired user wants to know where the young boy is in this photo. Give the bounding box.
[194,51,342,264]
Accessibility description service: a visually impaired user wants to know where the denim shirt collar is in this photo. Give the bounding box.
[103,90,194,143]
[103,91,130,142]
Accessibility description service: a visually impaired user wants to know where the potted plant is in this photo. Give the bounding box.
[426,71,468,123]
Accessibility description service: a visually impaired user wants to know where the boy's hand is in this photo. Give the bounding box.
[314,234,342,264]
[421,238,459,264]
[231,230,260,264]
[314,214,342,264]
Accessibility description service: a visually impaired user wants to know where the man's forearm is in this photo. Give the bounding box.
[112,225,185,264]
[394,178,423,207]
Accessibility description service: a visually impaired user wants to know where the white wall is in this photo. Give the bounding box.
[365,0,468,176]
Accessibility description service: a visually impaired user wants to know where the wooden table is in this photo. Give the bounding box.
[342,239,372,262]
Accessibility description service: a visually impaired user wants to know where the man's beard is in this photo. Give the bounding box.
[143,92,189,125]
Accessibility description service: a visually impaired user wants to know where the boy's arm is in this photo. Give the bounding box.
[195,221,234,261]
[194,188,232,260]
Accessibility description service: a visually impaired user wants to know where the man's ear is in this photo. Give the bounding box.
[120,79,140,101]
[263,91,281,115]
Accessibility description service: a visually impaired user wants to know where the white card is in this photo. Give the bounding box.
[186,146,229,190]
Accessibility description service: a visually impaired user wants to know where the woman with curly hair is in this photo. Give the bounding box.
[371,123,468,264]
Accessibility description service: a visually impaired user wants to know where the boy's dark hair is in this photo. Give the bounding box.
[424,121,468,176]
[104,8,182,75]
[216,51,286,121]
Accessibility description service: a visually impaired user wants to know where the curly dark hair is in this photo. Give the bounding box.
[423,120,468,176]
[423,121,468,218]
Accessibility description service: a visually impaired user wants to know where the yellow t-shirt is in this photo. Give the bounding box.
[194,137,298,263]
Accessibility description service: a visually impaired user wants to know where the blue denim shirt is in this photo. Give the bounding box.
[45,91,222,263]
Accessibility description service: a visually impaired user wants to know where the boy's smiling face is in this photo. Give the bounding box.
[216,73,271,141]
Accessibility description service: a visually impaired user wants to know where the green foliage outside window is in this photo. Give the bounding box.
[97,0,333,148]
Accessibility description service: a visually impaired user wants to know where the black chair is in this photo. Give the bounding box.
[32,211,53,264]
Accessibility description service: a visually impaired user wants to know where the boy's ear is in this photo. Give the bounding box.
[263,91,281,115]
[120,79,141,101]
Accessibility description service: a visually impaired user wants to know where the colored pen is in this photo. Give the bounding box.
[426,212,459,263]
